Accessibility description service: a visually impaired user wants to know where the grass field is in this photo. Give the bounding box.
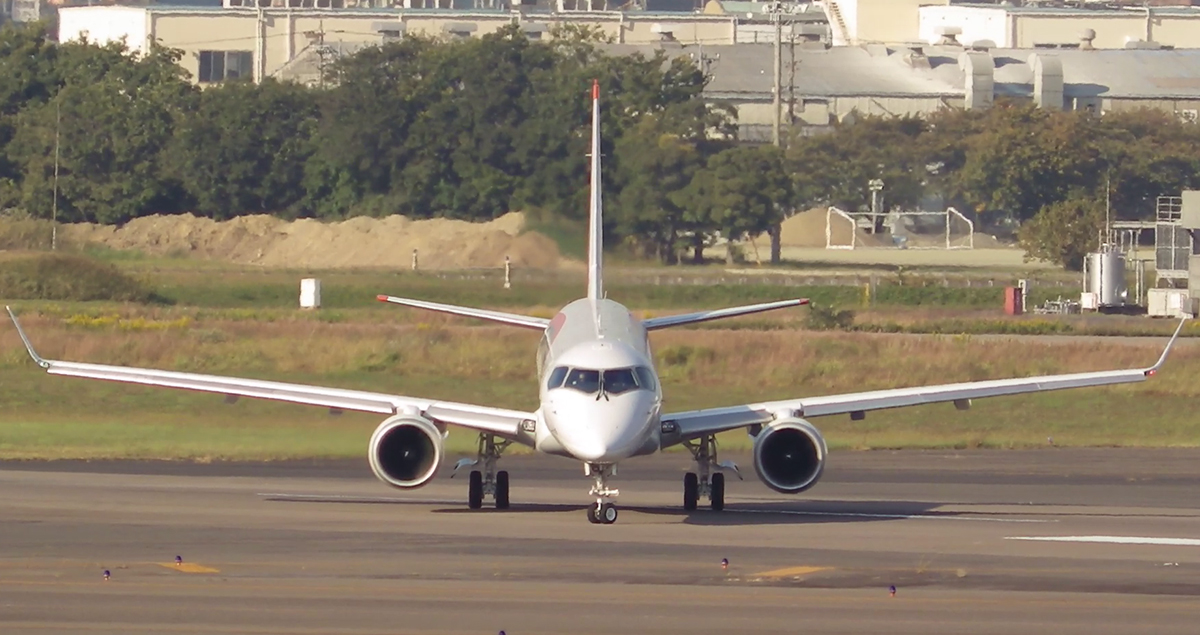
[2,305,1197,461]
[0,246,1192,461]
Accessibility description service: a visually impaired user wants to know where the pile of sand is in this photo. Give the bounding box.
[779,208,885,248]
[61,212,563,270]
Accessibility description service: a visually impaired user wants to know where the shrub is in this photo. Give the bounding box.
[0,217,68,250]
[0,253,161,303]
[806,304,856,331]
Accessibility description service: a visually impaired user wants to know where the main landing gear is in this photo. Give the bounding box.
[682,435,741,512]
[452,434,511,510]
[585,463,619,524]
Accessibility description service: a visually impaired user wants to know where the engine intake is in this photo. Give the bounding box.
[752,418,827,494]
[368,414,443,489]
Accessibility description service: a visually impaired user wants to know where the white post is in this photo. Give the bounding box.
[299,278,321,309]
[504,256,512,290]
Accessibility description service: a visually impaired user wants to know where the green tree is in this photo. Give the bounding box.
[787,114,929,219]
[689,145,791,264]
[5,42,195,223]
[955,104,1107,221]
[1018,197,1104,270]
[612,101,730,263]
[172,79,318,219]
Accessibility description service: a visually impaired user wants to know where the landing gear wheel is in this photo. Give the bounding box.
[600,503,618,524]
[468,470,483,509]
[683,472,699,511]
[495,470,510,509]
[586,506,600,524]
[710,472,725,511]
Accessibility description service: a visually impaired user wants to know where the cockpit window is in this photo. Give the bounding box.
[602,368,638,395]
[547,366,570,390]
[564,368,601,394]
[633,366,657,392]
[552,366,656,395]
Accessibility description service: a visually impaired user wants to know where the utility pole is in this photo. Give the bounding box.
[769,2,785,263]
[772,3,782,147]
[51,96,60,251]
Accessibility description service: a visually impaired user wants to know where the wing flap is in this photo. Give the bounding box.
[662,318,1187,445]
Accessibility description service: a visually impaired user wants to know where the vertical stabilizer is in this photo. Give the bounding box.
[587,79,604,302]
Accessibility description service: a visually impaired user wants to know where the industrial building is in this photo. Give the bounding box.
[918,2,1200,50]
[600,41,1200,139]
[53,0,1200,139]
[57,4,753,83]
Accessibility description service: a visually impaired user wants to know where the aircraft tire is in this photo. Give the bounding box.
[495,470,510,509]
[710,472,725,511]
[468,470,484,509]
[586,505,600,524]
[683,473,699,511]
[601,503,618,524]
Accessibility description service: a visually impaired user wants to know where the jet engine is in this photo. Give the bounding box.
[751,418,828,494]
[368,414,444,489]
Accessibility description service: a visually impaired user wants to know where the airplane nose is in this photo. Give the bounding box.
[550,395,656,463]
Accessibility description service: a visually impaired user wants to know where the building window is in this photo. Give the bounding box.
[198,51,254,83]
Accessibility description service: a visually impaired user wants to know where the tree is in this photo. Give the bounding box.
[1018,196,1105,270]
[172,79,318,219]
[611,101,730,263]
[955,104,1107,222]
[786,114,929,220]
[5,42,195,223]
[689,145,791,264]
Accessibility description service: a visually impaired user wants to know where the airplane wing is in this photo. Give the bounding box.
[659,318,1188,447]
[643,299,809,331]
[6,307,534,442]
[376,295,549,330]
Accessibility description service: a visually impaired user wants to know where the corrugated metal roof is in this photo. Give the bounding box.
[602,42,1200,101]
[602,43,963,99]
[934,48,1200,98]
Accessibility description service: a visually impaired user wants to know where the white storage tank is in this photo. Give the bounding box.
[1085,251,1127,308]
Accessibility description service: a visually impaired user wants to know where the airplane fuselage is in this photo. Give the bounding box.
[535,298,663,463]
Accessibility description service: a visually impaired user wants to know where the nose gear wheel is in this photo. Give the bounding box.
[585,463,619,524]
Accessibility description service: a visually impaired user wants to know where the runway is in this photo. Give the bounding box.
[3,448,1200,634]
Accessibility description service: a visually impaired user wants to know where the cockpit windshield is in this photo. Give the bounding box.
[564,368,600,394]
[602,368,638,395]
[547,365,656,395]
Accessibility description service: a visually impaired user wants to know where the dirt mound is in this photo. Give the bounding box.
[780,208,885,248]
[61,212,562,270]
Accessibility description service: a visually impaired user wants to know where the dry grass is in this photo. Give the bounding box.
[8,310,1190,393]
[0,307,1195,456]
[3,307,1199,460]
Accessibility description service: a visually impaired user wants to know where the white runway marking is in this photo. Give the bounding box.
[736,509,1052,524]
[1007,535,1200,546]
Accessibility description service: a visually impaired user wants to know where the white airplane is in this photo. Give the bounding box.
[6,81,1187,524]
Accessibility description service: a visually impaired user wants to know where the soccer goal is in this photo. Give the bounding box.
[825,206,974,250]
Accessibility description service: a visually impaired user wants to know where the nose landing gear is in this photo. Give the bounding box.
[585,463,619,524]
[682,435,740,512]
[452,434,511,510]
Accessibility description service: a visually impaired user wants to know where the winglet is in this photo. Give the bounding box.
[6,306,50,369]
[1145,316,1188,376]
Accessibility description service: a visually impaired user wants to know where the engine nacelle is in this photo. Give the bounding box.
[368,414,444,489]
[752,418,828,494]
